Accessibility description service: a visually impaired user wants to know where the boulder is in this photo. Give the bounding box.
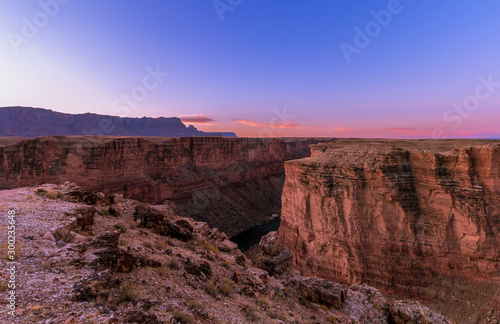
[246,231,293,276]
[389,300,451,324]
[289,276,347,309]
[158,219,193,242]
[133,205,164,228]
[82,231,138,273]
[74,207,96,230]
[42,231,56,242]
[216,239,238,253]
[71,270,120,302]
[184,257,212,280]
[65,190,111,205]
[133,205,193,241]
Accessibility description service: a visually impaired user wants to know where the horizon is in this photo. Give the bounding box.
[2,106,500,140]
[1,1,500,138]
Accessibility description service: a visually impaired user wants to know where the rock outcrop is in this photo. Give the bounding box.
[278,139,500,323]
[0,184,452,323]
[246,231,293,276]
[0,135,328,236]
[0,106,236,137]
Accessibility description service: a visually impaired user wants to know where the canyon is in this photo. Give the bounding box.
[0,135,327,237]
[278,139,500,323]
[1,135,499,322]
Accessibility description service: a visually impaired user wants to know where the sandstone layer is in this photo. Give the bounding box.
[0,136,327,236]
[278,139,500,323]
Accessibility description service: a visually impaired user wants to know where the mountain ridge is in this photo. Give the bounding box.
[0,106,237,138]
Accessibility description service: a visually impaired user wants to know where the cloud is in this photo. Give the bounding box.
[332,126,349,132]
[232,119,317,129]
[374,127,428,136]
[179,115,215,124]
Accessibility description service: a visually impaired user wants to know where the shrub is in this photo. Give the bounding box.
[266,310,278,319]
[326,315,337,323]
[128,219,138,229]
[206,252,216,261]
[167,257,181,270]
[143,241,153,249]
[171,312,194,324]
[204,281,218,298]
[219,278,234,296]
[119,238,128,247]
[158,264,169,277]
[120,281,142,301]
[155,239,167,250]
[46,190,63,199]
[257,297,270,308]
[194,237,219,254]
[241,304,260,321]
[221,258,231,269]
[188,298,204,311]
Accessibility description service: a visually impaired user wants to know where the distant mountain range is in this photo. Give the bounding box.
[0,107,237,138]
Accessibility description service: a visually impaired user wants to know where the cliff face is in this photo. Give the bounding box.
[278,139,500,322]
[0,106,236,137]
[0,136,324,236]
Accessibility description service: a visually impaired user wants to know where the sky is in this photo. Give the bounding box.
[1,0,500,138]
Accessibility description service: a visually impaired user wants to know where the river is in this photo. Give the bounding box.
[231,219,281,252]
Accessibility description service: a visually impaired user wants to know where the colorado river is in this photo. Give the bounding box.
[231,219,281,252]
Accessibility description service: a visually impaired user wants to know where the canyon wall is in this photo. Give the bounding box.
[278,139,500,322]
[0,136,326,236]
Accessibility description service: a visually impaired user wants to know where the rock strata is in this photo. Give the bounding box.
[278,139,500,323]
[0,135,328,236]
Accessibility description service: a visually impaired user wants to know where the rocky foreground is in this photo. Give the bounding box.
[0,184,450,323]
[279,139,500,324]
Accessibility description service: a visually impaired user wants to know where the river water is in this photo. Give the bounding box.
[231,219,281,252]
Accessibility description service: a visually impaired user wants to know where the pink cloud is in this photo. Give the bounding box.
[179,115,215,124]
[373,128,429,136]
[332,126,350,132]
[232,119,317,130]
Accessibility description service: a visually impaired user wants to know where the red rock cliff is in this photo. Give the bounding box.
[0,136,327,236]
[278,139,500,322]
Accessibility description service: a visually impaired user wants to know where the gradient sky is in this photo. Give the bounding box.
[1,1,500,138]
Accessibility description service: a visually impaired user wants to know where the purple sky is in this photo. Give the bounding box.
[1,1,499,138]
